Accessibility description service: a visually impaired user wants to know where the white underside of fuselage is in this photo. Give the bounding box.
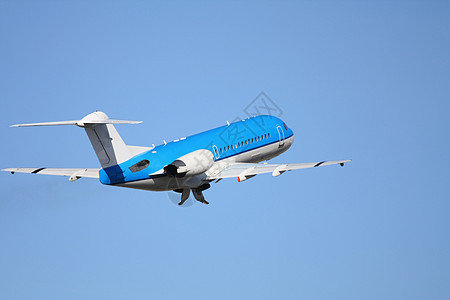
[113,135,294,192]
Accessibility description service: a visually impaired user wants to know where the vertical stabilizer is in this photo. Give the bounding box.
[79,112,132,169]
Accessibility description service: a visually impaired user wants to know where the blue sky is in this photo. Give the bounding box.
[1,1,449,299]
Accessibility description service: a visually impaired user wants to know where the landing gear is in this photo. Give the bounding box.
[178,188,190,206]
[192,188,209,205]
[174,183,211,205]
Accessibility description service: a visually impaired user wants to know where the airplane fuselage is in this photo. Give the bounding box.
[101,115,294,191]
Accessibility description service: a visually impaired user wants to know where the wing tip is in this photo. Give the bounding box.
[340,159,352,167]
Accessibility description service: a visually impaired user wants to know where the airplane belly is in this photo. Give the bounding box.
[114,174,209,191]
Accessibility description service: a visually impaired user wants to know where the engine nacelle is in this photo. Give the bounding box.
[164,149,215,177]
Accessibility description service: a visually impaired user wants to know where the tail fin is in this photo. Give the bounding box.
[11,111,142,169]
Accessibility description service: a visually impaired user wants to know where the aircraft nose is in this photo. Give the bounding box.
[289,128,294,139]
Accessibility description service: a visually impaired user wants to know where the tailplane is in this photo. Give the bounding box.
[11,111,143,169]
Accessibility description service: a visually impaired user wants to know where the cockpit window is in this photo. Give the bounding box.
[283,122,288,130]
[129,159,150,173]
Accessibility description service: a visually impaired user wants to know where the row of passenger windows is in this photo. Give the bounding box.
[129,131,277,172]
[219,133,271,154]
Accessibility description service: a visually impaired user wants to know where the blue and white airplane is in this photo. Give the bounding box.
[3,111,350,205]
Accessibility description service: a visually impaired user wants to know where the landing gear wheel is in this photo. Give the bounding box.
[192,188,208,205]
[178,188,190,206]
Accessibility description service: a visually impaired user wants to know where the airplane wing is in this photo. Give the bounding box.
[206,160,351,182]
[2,168,100,181]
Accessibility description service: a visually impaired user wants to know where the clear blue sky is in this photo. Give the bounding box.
[1,1,449,299]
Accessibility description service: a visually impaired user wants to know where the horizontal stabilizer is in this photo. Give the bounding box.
[11,121,79,127]
[11,119,142,127]
[77,119,142,126]
[10,111,142,128]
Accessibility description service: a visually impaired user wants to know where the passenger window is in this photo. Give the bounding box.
[129,159,150,173]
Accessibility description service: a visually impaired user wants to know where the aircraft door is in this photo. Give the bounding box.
[277,126,285,147]
[212,145,220,160]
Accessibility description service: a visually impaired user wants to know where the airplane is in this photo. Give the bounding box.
[2,111,351,205]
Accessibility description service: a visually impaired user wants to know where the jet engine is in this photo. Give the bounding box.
[163,149,215,177]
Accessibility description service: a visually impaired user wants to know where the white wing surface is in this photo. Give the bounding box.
[206,160,351,182]
[2,168,100,181]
